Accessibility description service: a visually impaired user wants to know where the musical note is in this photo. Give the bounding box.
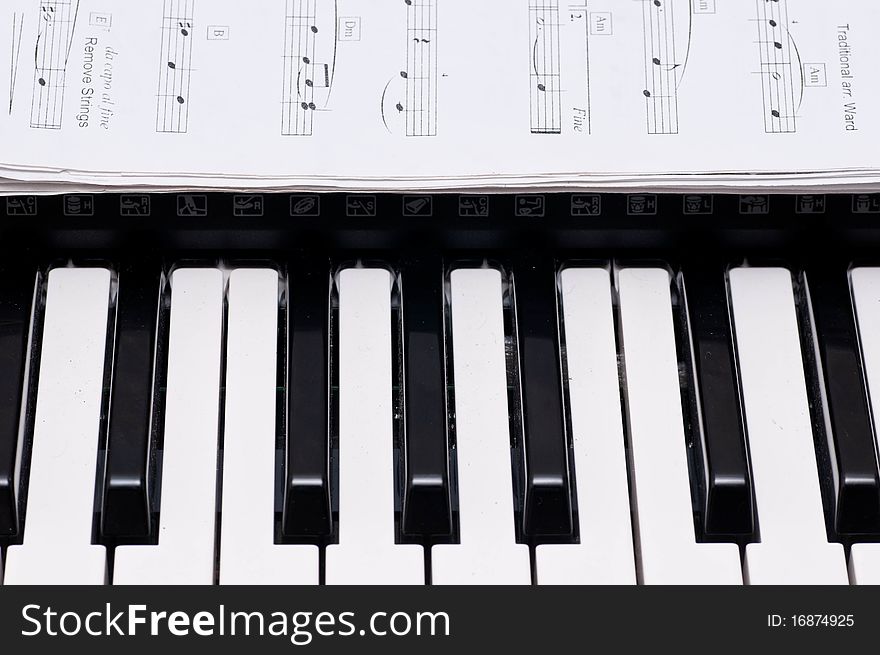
[754,0,802,133]
[30,0,80,129]
[528,2,562,134]
[156,0,194,133]
[380,0,438,136]
[641,0,691,135]
[282,0,338,136]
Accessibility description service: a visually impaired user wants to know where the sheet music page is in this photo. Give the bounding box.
[0,0,878,188]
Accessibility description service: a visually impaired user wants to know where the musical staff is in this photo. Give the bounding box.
[30,0,80,130]
[641,0,690,135]
[156,0,195,134]
[754,0,801,134]
[403,0,438,137]
[528,2,562,134]
[281,0,337,137]
[9,13,24,115]
[381,0,438,137]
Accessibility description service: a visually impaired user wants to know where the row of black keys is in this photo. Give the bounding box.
[0,256,877,545]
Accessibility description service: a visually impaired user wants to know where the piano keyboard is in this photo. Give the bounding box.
[1,254,879,585]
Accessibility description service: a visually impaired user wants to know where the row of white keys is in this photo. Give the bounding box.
[727,268,848,584]
[535,268,636,584]
[617,268,742,584]
[5,268,111,584]
[4,266,420,585]
[118,267,420,585]
[222,267,420,584]
[113,269,224,584]
[205,264,862,586]
[327,268,423,584]
[432,268,531,584]
[846,268,880,584]
[4,263,862,586]
[220,269,318,584]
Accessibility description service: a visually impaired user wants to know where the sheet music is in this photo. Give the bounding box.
[0,0,878,192]
[380,0,438,137]
[156,0,194,134]
[754,0,800,134]
[641,0,688,135]
[30,0,80,129]
[529,1,562,134]
[8,12,24,115]
[528,2,591,136]
[281,0,337,136]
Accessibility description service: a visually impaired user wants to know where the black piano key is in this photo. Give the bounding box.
[101,264,162,539]
[400,258,452,536]
[678,266,755,537]
[513,260,573,537]
[803,267,880,535]
[282,258,333,538]
[0,267,38,536]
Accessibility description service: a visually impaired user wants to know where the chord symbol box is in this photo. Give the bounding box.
[803,63,827,87]
[589,13,613,36]
[90,12,112,30]
[208,26,230,40]
[338,17,361,41]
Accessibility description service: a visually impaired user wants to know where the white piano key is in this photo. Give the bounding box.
[728,267,848,584]
[849,543,880,584]
[326,267,423,584]
[113,268,224,585]
[432,268,531,585]
[617,267,741,585]
[845,267,880,584]
[536,267,636,584]
[219,269,318,585]
[4,267,111,585]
